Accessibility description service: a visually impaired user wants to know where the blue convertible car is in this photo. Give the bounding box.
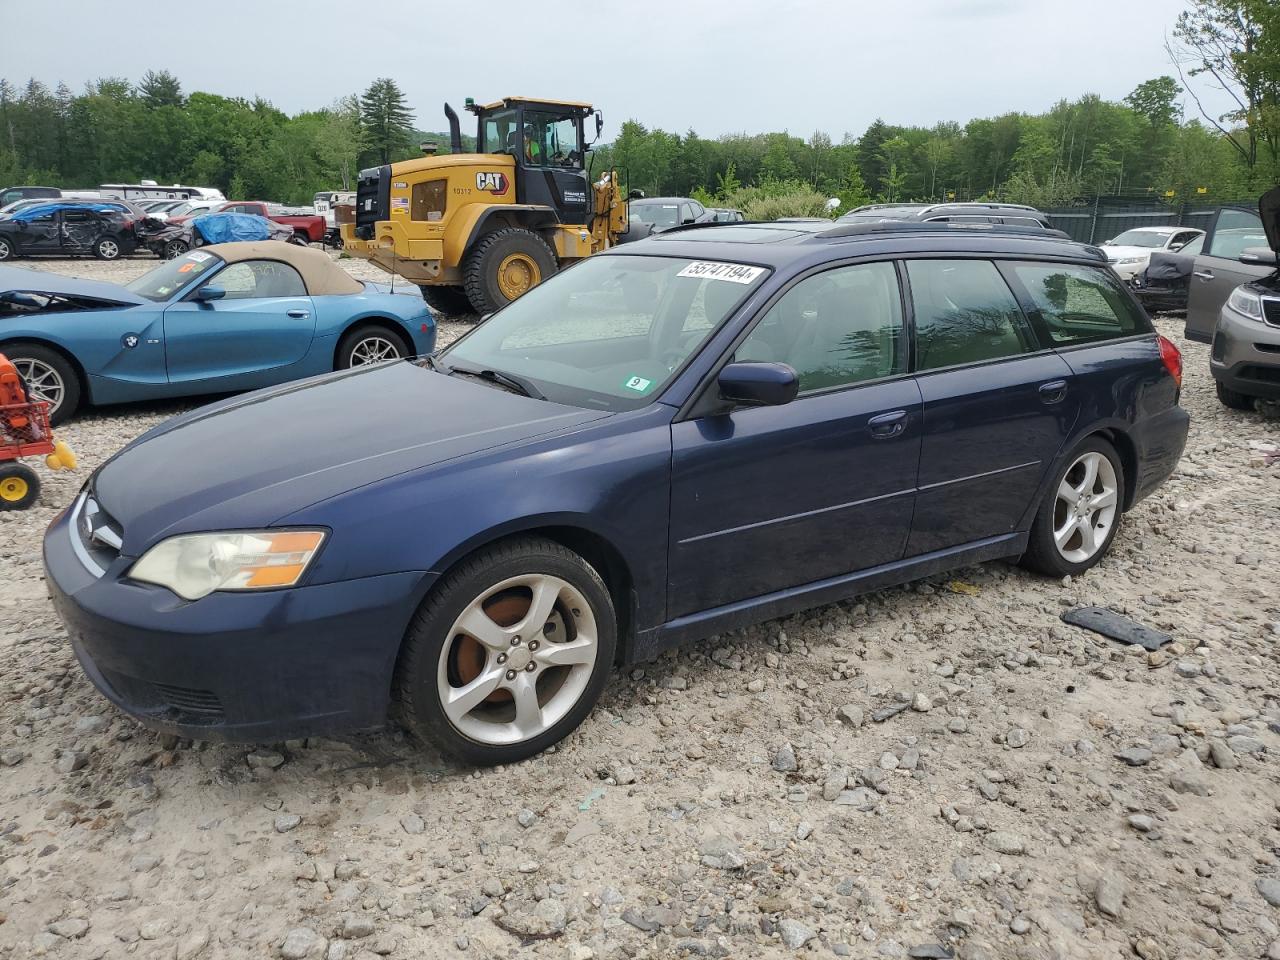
[0,241,435,422]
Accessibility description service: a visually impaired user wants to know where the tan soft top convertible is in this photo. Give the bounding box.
[203,242,364,296]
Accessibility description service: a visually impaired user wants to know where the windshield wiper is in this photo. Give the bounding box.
[447,363,546,401]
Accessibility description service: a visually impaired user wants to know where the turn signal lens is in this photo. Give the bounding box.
[1157,334,1182,389]
[129,530,326,601]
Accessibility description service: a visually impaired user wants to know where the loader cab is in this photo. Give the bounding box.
[473,97,594,225]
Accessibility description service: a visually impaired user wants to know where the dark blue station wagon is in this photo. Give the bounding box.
[44,221,1190,764]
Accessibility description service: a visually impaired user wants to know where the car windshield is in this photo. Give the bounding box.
[125,251,224,302]
[631,203,680,228]
[1107,230,1170,248]
[439,255,770,412]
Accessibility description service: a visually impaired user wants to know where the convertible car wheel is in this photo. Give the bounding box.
[8,344,80,425]
[337,325,409,368]
[395,537,616,765]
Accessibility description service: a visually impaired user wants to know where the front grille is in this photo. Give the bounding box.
[354,165,390,240]
[71,493,123,576]
[1238,364,1280,385]
[152,683,225,721]
[1262,298,1280,327]
[98,667,226,725]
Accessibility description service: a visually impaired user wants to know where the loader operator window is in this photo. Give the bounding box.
[522,111,582,169]
[483,108,520,158]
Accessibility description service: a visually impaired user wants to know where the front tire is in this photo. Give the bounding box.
[290,233,310,247]
[462,227,557,315]
[1215,380,1256,411]
[420,285,474,317]
[0,237,15,261]
[93,236,121,260]
[6,343,80,425]
[163,239,189,260]
[335,324,410,368]
[395,537,617,766]
[1020,437,1124,578]
[0,463,40,511]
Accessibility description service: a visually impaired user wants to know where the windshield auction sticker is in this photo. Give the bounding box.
[676,261,766,284]
[623,376,653,393]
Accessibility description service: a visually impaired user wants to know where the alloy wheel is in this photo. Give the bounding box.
[13,357,64,414]
[436,574,599,746]
[348,335,401,365]
[97,239,120,259]
[0,239,11,260]
[1052,451,1119,564]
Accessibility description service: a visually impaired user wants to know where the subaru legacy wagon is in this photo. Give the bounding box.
[45,221,1189,765]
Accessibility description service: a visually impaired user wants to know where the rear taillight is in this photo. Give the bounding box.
[1158,334,1182,388]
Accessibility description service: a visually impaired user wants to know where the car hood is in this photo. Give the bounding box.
[1260,186,1280,254]
[1102,245,1157,261]
[0,265,147,307]
[93,362,609,555]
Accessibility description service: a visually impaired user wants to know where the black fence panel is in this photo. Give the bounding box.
[1042,197,1254,245]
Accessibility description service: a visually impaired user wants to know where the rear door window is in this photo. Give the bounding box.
[1002,261,1147,345]
[1208,209,1267,259]
[906,259,1036,371]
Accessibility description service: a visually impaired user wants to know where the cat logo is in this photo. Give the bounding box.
[475,172,509,196]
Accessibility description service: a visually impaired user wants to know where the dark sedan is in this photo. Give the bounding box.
[0,202,143,261]
[45,220,1189,765]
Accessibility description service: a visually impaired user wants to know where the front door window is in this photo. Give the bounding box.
[521,111,581,169]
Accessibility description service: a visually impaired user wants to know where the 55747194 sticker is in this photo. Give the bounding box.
[676,261,766,284]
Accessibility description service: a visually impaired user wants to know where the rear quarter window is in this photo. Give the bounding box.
[1003,261,1148,345]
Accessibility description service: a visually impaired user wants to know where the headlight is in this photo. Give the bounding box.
[129,530,326,600]
[1227,286,1264,321]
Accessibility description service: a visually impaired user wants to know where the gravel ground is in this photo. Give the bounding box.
[1,258,1279,960]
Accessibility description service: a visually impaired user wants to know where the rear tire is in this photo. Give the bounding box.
[163,239,189,260]
[290,233,310,247]
[5,342,80,425]
[394,537,616,766]
[1215,380,1256,411]
[93,236,121,260]
[420,285,474,317]
[462,227,557,315]
[0,237,15,261]
[335,323,412,368]
[0,463,39,511]
[1020,437,1124,578]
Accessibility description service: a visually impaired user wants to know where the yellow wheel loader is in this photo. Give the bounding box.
[341,97,631,315]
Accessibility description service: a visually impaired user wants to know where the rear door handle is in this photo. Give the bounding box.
[868,410,908,438]
[287,309,310,319]
[1193,271,1214,281]
[1039,379,1068,404]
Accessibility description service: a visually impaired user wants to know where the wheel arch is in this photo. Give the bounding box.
[332,315,415,367]
[1015,422,1140,534]
[455,205,560,264]
[0,336,92,403]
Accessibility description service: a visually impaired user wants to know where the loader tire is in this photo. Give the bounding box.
[463,228,557,315]
[420,285,475,317]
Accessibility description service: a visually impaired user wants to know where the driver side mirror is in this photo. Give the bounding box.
[1239,247,1278,266]
[195,284,226,302]
[718,362,798,408]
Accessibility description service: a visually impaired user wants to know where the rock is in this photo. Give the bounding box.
[908,946,954,959]
[280,927,326,959]
[772,743,798,772]
[872,703,910,723]
[73,716,108,736]
[341,916,375,939]
[747,678,766,693]
[879,752,899,770]
[130,853,161,872]
[1128,814,1155,832]
[0,749,21,766]
[983,832,1026,856]
[911,693,932,713]
[796,821,813,841]
[56,750,86,773]
[778,919,815,949]
[700,834,746,870]
[48,918,90,939]
[248,750,286,770]
[516,808,537,828]
[1115,747,1152,767]
[1095,873,1126,917]
[274,814,302,833]
[1006,728,1030,749]
[837,704,865,728]
[495,899,567,938]
[175,929,210,959]
[1227,735,1264,754]
[621,908,659,933]
[400,814,425,834]
[1169,771,1211,796]
[822,769,849,801]
[1010,917,1031,935]
[1258,877,1280,908]
[612,764,637,785]
[1209,740,1237,769]
[835,788,879,812]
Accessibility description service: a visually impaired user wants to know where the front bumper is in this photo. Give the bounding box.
[1209,307,1280,400]
[44,504,430,742]
[1109,261,1144,282]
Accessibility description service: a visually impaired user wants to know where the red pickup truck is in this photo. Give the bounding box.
[166,201,327,245]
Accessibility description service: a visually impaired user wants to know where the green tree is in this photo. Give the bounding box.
[137,70,183,109]
[359,78,414,165]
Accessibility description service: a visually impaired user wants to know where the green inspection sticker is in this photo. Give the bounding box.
[623,375,653,393]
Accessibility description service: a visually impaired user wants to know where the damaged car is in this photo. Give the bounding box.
[0,241,434,422]
[144,211,296,260]
[0,202,145,262]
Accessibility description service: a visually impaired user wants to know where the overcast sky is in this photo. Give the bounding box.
[2,0,1233,140]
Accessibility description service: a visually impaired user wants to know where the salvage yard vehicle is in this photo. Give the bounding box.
[1182,196,1276,344]
[838,202,1057,231]
[628,197,717,232]
[342,95,629,315]
[1132,235,1203,314]
[0,241,434,422]
[1206,186,1280,410]
[0,185,62,208]
[99,182,225,202]
[211,202,325,245]
[0,202,145,262]
[44,219,1189,765]
[146,211,295,259]
[1100,226,1204,282]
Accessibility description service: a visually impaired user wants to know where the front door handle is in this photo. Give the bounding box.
[1038,379,1068,404]
[287,309,310,319]
[868,409,908,439]
[1193,270,1214,282]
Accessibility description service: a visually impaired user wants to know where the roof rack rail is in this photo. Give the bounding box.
[916,201,1040,215]
[815,220,1072,242]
